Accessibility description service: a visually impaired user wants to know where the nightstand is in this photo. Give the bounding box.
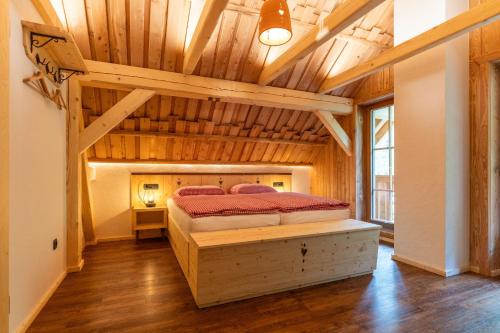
[131,206,168,240]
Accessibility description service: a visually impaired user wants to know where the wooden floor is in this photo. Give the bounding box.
[29,239,500,333]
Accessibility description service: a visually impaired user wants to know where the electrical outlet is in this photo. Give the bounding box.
[53,238,58,250]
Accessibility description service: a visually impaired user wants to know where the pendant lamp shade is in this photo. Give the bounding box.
[259,0,292,46]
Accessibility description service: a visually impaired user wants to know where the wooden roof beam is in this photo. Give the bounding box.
[79,89,155,153]
[257,0,386,86]
[183,0,229,74]
[320,0,500,94]
[106,130,327,147]
[78,60,353,114]
[88,158,313,167]
[31,0,65,29]
[314,111,352,156]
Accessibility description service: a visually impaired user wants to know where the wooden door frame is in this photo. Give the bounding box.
[1,0,10,330]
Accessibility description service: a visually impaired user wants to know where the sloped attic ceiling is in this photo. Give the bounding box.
[59,0,393,165]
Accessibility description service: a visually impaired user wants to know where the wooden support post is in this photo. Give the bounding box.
[81,154,96,244]
[0,0,9,330]
[314,111,352,156]
[67,78,84,272]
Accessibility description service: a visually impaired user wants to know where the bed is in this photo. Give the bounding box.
[166,192,381,307]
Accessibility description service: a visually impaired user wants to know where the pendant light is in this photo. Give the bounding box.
[259,0,292,46]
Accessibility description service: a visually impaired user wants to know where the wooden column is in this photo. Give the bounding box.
[0,0,9,330]
[469,0,500,277]
[67,78,84,271]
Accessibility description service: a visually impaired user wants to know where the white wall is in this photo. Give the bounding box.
[90,163,311,240]
[393,0,469,276]
[9,1,67,331]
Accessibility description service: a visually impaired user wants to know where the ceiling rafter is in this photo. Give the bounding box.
[257,0,386,86]
[319,0,500,94]
[183,0,230,74]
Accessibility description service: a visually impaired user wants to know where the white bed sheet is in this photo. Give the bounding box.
[167,198,280,236]
[279,209,350,225]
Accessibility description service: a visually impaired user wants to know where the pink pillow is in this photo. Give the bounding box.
[230,184,277,194]
[174,185,225,197]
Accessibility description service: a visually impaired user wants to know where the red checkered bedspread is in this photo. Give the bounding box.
[252,192,349,213]
[173,192,349,218]
[173,194,280,218]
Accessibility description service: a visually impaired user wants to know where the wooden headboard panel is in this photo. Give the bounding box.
[130,173,292,208]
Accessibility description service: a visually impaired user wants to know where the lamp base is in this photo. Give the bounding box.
[145,202,156,208]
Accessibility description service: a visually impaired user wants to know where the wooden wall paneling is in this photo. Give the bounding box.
[469,0,500,277]
[131,173,292,202]
[0,0,9,329]
[492,64,500,272]
[67,78,84,271]
[354,66,394,105]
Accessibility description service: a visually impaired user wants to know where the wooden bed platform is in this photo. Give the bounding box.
[168,215,381,308]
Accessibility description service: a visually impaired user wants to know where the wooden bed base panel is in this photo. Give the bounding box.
[168,217,381,308]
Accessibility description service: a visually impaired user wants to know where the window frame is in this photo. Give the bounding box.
[364,99,395,230]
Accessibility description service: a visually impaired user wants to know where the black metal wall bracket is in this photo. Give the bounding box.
[30,32,67,53]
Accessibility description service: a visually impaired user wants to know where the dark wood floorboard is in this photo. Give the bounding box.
[28,239,500,333]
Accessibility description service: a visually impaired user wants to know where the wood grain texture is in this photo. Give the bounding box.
[469,0,500,277]
[320,1,500,93]
[27,241,500,332]
[257,0,386,85]
[0,0,9,330]
[67,78,84,270]
[188,220,381,307]
[78,60,353,114]
[31,0,64,29]
[79,89,155,153]
[130,173,292,208]
[183,0,230,74]
[354,66,394,105]
[311,113,357,217]
[63,0,394,164]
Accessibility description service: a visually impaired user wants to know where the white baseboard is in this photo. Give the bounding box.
[17,271,66,333]
[392,254,447,276]
[67,259,84,273]
[391,254,469,277]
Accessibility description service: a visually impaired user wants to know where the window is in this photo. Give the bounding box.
[371,105,395,224]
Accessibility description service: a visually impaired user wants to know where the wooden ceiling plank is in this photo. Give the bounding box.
[314,110,352,156]
[79,60,353,114]
[257,0,385,85]
[320,0,500,93]
[183,0,230,74]
[79,89,155,153]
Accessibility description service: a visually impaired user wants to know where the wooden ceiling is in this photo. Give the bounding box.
[60,0,393,165]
